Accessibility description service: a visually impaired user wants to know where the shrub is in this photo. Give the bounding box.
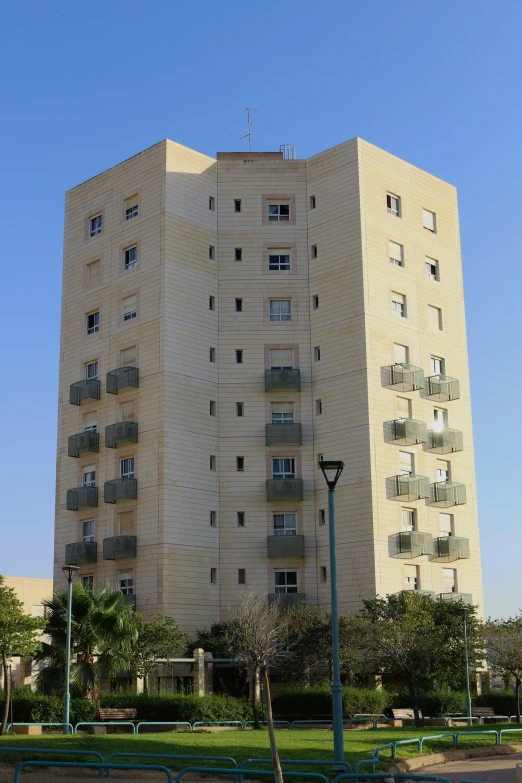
[420,690,468,717]
[271,684,391,717]
[475,690,517,716]
[69,698,98,723]
[99,692,252,723]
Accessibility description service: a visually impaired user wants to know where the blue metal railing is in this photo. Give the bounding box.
[74,720,136,734]
[176,768,330,783]
[13,761,173,783]
[6,722,73,734]
[136,721,192,733]
[106,751,239,778]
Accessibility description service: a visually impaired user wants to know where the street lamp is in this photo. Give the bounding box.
[62,564,79,735]
[319,460,345,767]
[461,606,472,721]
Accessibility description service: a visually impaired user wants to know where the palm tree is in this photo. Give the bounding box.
[35,582,137,705]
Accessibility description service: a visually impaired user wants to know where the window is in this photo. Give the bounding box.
[427,305,443,331]
[425,257,439,280]
[119,573,134,595]
[209,245,215,260]
[120,400,135,422]
[319,509,326,525]
[272,457,295,480]
[210,511,217,527]
[431,356,444,375]
[402,508,416,532]
[121,345,136,365]
[210,455,216,471]
[273,513,297,536]
[310,195,316,209]
[442,567,456,593]
[394,343,408,365]
[125,197,138,220]
[83,413,97,433]
[311,244,318,259]
[386,193,401,217]
[123,296,137,321]
[440,513,453,537]
[235,248,242,261]
[235,298,243,312]
[320,566,327,583]
[209,347,216,363]
[89,214,102,236]
[271,403,294,425]
[392,293,406,318]
[399,451,413,476]
[237,511,245,527]
[436,460,450,482]
[86,311,99,334]
[119,510,135,534]
[314,346,321,362]
[274,570,298,594]
[238,568,246,585]
[315,399,322,415]
[209,400,216,416]
[120,457,134,480]
[81,519,95,542]
[404,564,418,590]
[83,467,96,487]
[389,241,404,267]
[433,407,446,429]
[81,575,94,592]
[268,250,291,271]
[234,199,242,213]
[87,260,101,285]
[422,208,437,233]
[313,295,319,310]
[317,453,323,466]
[236,402,244,417]
[124,245,138,270]
[270,349,293,369]
[396,397,411,419]
[235,349,243,364]
[268,203,290,221]
[269,299,292,322]
[85,361,98,379]
[209,296,215,311]
[209,196,215,211]
[236,457,244,472]
[210,568,217,584]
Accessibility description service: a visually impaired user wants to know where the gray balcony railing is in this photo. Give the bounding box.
[104,478,138,504]
[69,379,100,406]
[435,536,470,561]
[426,375,460,402]
[397,531,433,558]
[64,541,97,565]
[268,593,306,609]
[389,474,430,502]
[266,478,304,501]
[122,594,137,610]
[66,486,98,511]
[439,592,473,605]
[266,423,302,445]
[427,428,464,454]
[103,535,137,560]
[68,431,99,458]
[268,535,305,558]
[430,481,467,507]
[392,418,427,446]
[265,368,301,392]
[106,366,139,395]
[105,421,139,449]
[396,589,436,598]
[389,363,424,392]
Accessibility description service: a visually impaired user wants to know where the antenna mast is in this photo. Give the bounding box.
[240,107,257,152]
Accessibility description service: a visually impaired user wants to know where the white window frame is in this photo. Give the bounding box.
[401,508,416,532]
[269,349,294,370]
[268,203,290,221]
[125,203,138,221]
[389,240,404,267]
[123,297,137,322]
[422,208,437,233]
[425,257,438,280]
[431,356,444,375]
[269,299,292,322]
[83,468,96,488]
[268,250,291,271]
[120,457,134,480]
[404,565,418,591]
[86,311,99,334]
[85,361,98,380]
[272,457,296,480]
[392,296,405,318]
[271,403,294,425]
[81,575,94,592]
[442,567,456,593]
[119,573,134,595]
[439,513,453,537]
[399,451,414,476]
[437,465,450,483]
[124,245,138,270]
[274,570,298,593]
[89,214,102,237]
[273,512,297,536]
[387,193,401,217]
[81,519,95,542]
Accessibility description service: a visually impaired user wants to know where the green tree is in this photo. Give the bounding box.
[0,575,44,734]
[35,582,137,705]
[194,622,249,698]
[484,613,522,722]
[130,612,190,694]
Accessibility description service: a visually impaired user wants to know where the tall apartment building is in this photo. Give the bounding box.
[54,137,483,633]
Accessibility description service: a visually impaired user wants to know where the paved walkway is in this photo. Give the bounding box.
[422,751,522,782]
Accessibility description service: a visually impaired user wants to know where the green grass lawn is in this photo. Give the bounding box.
[0,724,521,776]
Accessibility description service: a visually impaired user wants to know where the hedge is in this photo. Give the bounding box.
[99,692,253,723]
[475,690,518,716]
[271,685,392,717]
[0,691,97,724]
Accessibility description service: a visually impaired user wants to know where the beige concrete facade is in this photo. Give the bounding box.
[54,137,483,634]
[2,576,52,688]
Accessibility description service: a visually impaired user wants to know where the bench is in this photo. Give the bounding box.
[391,708,416,727]
[471,707,510,723]
[80,708,140,734]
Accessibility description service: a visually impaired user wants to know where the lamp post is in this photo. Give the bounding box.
[461,606,472,721]
[319,460,345,767]
[62,565,79,735]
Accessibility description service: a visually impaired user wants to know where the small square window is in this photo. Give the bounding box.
[86,311,100,334]
[392,293,406,318]
[389,241,404,267]
[210,510,217,527]
[238,568,246,585]
[209,197,215,211]
[209,296,215,311]
[236,456,244,472]
[320,566,327,583]
[210,347,216,363]
[236,402,244,417]
[273,512,296,536]
[318,509,326,525]
[210,568,217,584]
[122,295,137,321]
[311,244,318,259]
[313,295,319,309]
[234,199,242,213]
[210,400,216,416]
[269,299,292,322]
[209,245,215,260]
[210,455,216,471]
[236,349,243,364]
[422,208,437,233]
[235,298,243,312]
[235,248,242,261]
[387,193,401,217]
[268,250,291,271]
[237,511,245,527]
[85,360,98,379]
[89,214,102,237]
[314,346,321,361]
[310,195,316,210]
[124,245,138,270]
[268,203,290,221]
[425,257,439,281]
[316,399,322,415]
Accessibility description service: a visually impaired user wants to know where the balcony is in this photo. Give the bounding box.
[268,593,306,609]
[429,481,467,507]
[388,474,430,502]
[106,366,139,395]
[105,421,139,449]
[69,379,100,406]
[265,368,301,392]
[266,478,303,501]
[426,375,460,402]
[104,478,138,504]
[427,428,463,454]
[396,589,435,598]
[435,536,470,562]
[268,535,305,558]
[387,363,424,392]
[266,423,302,446]
[103,535,137,560]
[391,418,427,446]
[66,486,98,511]
[439,592,473,605]
[64,541,97,565]
[396,531,433,558]
[68,431,99,458]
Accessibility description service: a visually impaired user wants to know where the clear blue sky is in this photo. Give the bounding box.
[1,1,520,619]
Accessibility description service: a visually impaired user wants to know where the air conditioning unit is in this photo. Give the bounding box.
[114,423,127,439]
[76,433,90,450]
[277,370,291,383]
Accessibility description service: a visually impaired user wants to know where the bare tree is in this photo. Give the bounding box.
[228,588,290,783]
[485,613,522,723]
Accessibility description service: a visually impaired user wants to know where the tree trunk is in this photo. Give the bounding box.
[252,664,261,729]
[261,665,283,783]
[516,676,521,724]
[1,654,10,736]
[143,672,149,695]
[407,674,421,726]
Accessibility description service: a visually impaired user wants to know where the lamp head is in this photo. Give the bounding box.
[319,460,345,491]
[62,564,79,583]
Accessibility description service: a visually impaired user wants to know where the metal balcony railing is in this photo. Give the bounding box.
[64,541,97,565]
[427,428,464,454]
[392,418,427,446]
[268,593,306,609]
[69,379,100,406]
[265,423,302,445]
[435,536,470,561]
[266,478,304,501]
[389,474,430,502]
[106,366,139,395]
[104,478,138,504]
[68,431,99,458]
[426,375,460,401]
[267,535,305,558]
[105,421,138,449]
[66,486,98,511]
[430,481,467,507]
[397,531,433,558]
[103,535,137,560]
[264,368,301,392]
[388,363,424,392]
[439,592,473,605]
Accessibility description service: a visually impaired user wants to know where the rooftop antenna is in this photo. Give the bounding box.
[239,107,257,152]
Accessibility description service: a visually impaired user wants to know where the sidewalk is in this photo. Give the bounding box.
[422,751,522,782]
